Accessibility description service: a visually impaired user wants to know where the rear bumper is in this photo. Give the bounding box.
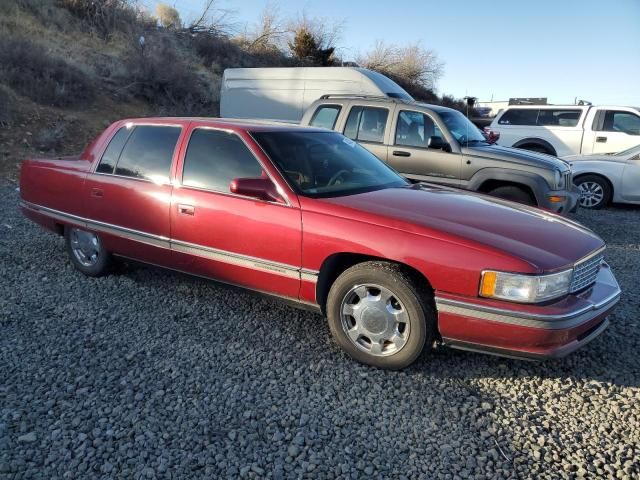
[436,263,620,360]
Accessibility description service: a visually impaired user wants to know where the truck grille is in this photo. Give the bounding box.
[570,250,604,293]
[563,171,572,190]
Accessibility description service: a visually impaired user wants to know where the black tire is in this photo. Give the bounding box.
[487,185,536,206]
[65,226,112,276]
[574,174,612,210]
[517,144,556,156]
[326,261,436,370]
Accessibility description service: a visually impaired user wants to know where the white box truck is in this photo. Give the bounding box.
[220,67,412,122]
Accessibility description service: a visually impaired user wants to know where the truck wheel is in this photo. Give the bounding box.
[487,185,536,206]
[326,261,435,370]
[65,227,112,276]
[574,174,611,209]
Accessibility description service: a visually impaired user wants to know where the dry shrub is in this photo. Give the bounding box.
[0,35,94,108]
[0,86,16,126]
[35,123,67,152]
[123,38,215,115]
[56,0,152,38]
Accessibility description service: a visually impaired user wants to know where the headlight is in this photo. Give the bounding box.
[480,269,572,303]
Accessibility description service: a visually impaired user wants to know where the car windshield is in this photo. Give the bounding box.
[252,131,408,198]
[439,110,488,145]
[614,144,640,157]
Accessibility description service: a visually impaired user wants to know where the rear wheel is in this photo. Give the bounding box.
[65,227,112,276]
[487,185,536,206]
[574,174,611,209]
[326,261,435,369]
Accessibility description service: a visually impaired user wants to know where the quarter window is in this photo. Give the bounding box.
[344,106,388,143]
[114,125,181,183]
[601,111,640,135]
[497,108,539,126]
[395,111,442,147]
[182,129,263,192]
[309,105,341,130]
[96,127,131,174]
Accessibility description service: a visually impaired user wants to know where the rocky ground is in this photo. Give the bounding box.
[1,179,638,479]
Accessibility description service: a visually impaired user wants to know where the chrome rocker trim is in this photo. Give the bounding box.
[20,200,320,283]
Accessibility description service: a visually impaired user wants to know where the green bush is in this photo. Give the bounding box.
[0,35,94,108]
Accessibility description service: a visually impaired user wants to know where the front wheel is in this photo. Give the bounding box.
[65,227,112,276]
[326,261,436,369]
[574,175,611,209]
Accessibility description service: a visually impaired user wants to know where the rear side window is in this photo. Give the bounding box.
[182,129,263,192]
[498,108,539,126]
[114,126,181,183]
[96,127,131,174]
[309,105,341,130]
[344,106,389,143]
[537,109,581,127]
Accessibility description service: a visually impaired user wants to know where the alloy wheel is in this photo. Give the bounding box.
[70,228,101,267]
[578,181,604,208]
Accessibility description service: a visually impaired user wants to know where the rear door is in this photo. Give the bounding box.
[387,109,461,186]
[83,123,183,267]
[170,126,302,300]
[589,108,640,154]
[341,103,394,162]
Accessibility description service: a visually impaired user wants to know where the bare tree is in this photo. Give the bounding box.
[188,0,235,33]
[359,40,444,89]
[287,12,343,65]
[246,3,288,53]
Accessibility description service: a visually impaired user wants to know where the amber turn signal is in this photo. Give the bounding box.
[480,271,497,297]
[547,195,565,203]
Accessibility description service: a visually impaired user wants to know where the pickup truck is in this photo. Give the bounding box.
[20,118,620,368]
[300,95,579,215]
[488,104,640,157]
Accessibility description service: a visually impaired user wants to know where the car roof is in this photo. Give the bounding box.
[117,117,329,133]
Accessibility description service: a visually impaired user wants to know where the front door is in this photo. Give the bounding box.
[590,109,640,154]
[170,126,302,300]
[83,123,183,267]
[387,110,461,186]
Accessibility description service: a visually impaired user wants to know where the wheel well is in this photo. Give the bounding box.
[513,138,557,156]
[54,222,65,236]
[315,253,434,315]
[573,173,614,196]
[477,180,537,204]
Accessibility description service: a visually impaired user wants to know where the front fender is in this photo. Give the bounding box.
[467,168,551,204]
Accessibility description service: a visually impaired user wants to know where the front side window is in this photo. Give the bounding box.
[182,129,263,192]
[395,111,442,147]
[536,109,582,127]
[114,125,181,183]
[343,106,388,143]
[252,131,407,198]
[96,127,131,174]
[309,105,341,130]
[498,108,539,126]
[601,111,640,135]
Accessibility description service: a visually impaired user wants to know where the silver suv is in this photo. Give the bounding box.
[301,95,579,214]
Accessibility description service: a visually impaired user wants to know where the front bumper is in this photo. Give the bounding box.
[539,187,580,214]
[436,263,620,360]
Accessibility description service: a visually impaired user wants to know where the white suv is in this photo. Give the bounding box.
[489,105,640,157]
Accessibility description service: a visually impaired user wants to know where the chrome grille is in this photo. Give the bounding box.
[563,171,572,190]
[570,251,604,293]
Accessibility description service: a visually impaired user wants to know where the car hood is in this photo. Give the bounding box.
[318,185,603,271]
[466,144,570,171]
[565,153,628,164]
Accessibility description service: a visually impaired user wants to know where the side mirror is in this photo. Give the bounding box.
[427,136,447,150]
[229,176,284,203]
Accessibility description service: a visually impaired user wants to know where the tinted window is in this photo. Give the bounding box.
[537,109,581,127]
[343,106,388,143]
[96,127,131,174]
[309,105,341,130]
[602,111,640,135]
[253,131,406,198]
[395,111,442,147]
[498,108,539,126]
[115,126,181,183]
[182,129,263,192]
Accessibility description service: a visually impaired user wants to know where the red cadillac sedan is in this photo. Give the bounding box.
[19,118,620,369]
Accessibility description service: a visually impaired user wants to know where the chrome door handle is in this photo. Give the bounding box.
[178,204,195,215]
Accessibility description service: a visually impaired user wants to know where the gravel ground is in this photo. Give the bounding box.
[1,178,639,479]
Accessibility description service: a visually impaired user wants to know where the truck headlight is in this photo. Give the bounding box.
[480,269,572,303]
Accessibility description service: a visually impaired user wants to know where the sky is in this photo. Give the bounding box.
[145,0,640,106]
